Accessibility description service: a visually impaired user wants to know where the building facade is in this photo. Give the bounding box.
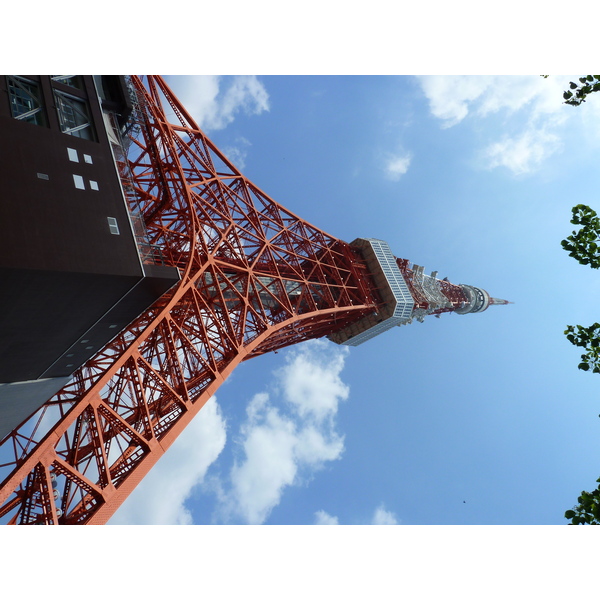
[0,76,180,439]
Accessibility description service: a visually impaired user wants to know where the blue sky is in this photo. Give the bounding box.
[108,75,600,526]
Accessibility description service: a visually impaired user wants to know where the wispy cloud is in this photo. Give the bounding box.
[418,76,495,129]
[314,503,400,524]
[384,152,412,181]
[108,397,226,525]
[483,127,561,175]
[214,340,349,524]
[416,75,575,174]
[314,510,339,524]
[222,137,252,169]
[417,75,571,129]
[169,76,269,131]
[371,503,399,525]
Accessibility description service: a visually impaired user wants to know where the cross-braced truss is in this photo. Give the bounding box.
[0,76,381,524]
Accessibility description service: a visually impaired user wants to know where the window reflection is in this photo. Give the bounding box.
[54,90,96,141]
[7,76,46,126]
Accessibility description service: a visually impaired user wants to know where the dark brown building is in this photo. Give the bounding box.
[0,76,180,439]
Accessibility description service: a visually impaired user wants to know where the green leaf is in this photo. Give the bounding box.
[579,362,590,371]
[565,510,576,519]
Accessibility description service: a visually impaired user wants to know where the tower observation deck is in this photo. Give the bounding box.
[0,76,509,524]
[328,237,509,346]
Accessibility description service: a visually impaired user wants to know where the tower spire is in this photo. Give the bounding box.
[488,297,513,306]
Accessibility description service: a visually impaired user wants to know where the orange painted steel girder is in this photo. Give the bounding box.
[0,76,382,524]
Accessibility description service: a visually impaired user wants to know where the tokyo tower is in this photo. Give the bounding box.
[0,76,508,524]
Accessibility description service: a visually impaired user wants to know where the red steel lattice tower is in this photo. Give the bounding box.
[0,76,508,524]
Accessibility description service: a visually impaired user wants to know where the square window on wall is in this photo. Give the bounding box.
[107,217,120,235]
[73,174,85,189]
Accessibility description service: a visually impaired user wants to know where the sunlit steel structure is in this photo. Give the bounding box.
[0,76,509,524]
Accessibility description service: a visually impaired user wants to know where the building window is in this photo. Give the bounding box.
[7,76,46,126]
[73,174,85,189]
[107,217,120,235]
[51,76,84,90]
[54,90,96,141]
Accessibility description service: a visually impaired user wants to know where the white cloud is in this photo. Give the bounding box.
[314,510,339,525]
[294,424,344,464]
[384,152,412,181]
[108,397,227,525]
[418,76,493,128]
[226,394,299,524]
[222,137,251,169]
[216,340,349,524]
[417,75,572,129]
[279,342,349,421]
[313,503,400,525]
[416,75,578,175]
[169,75,269,131]
[219,76,270,125]
[476,76,568,119]
[371,503,399,525]
[483,127,561,175]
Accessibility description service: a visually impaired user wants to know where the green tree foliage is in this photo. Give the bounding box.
[558,80,600,525]
[564,323,600,373]
[565,479,600,524]
[562,206,600,372]
[561,204,600,269]
[563,75,600,106]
